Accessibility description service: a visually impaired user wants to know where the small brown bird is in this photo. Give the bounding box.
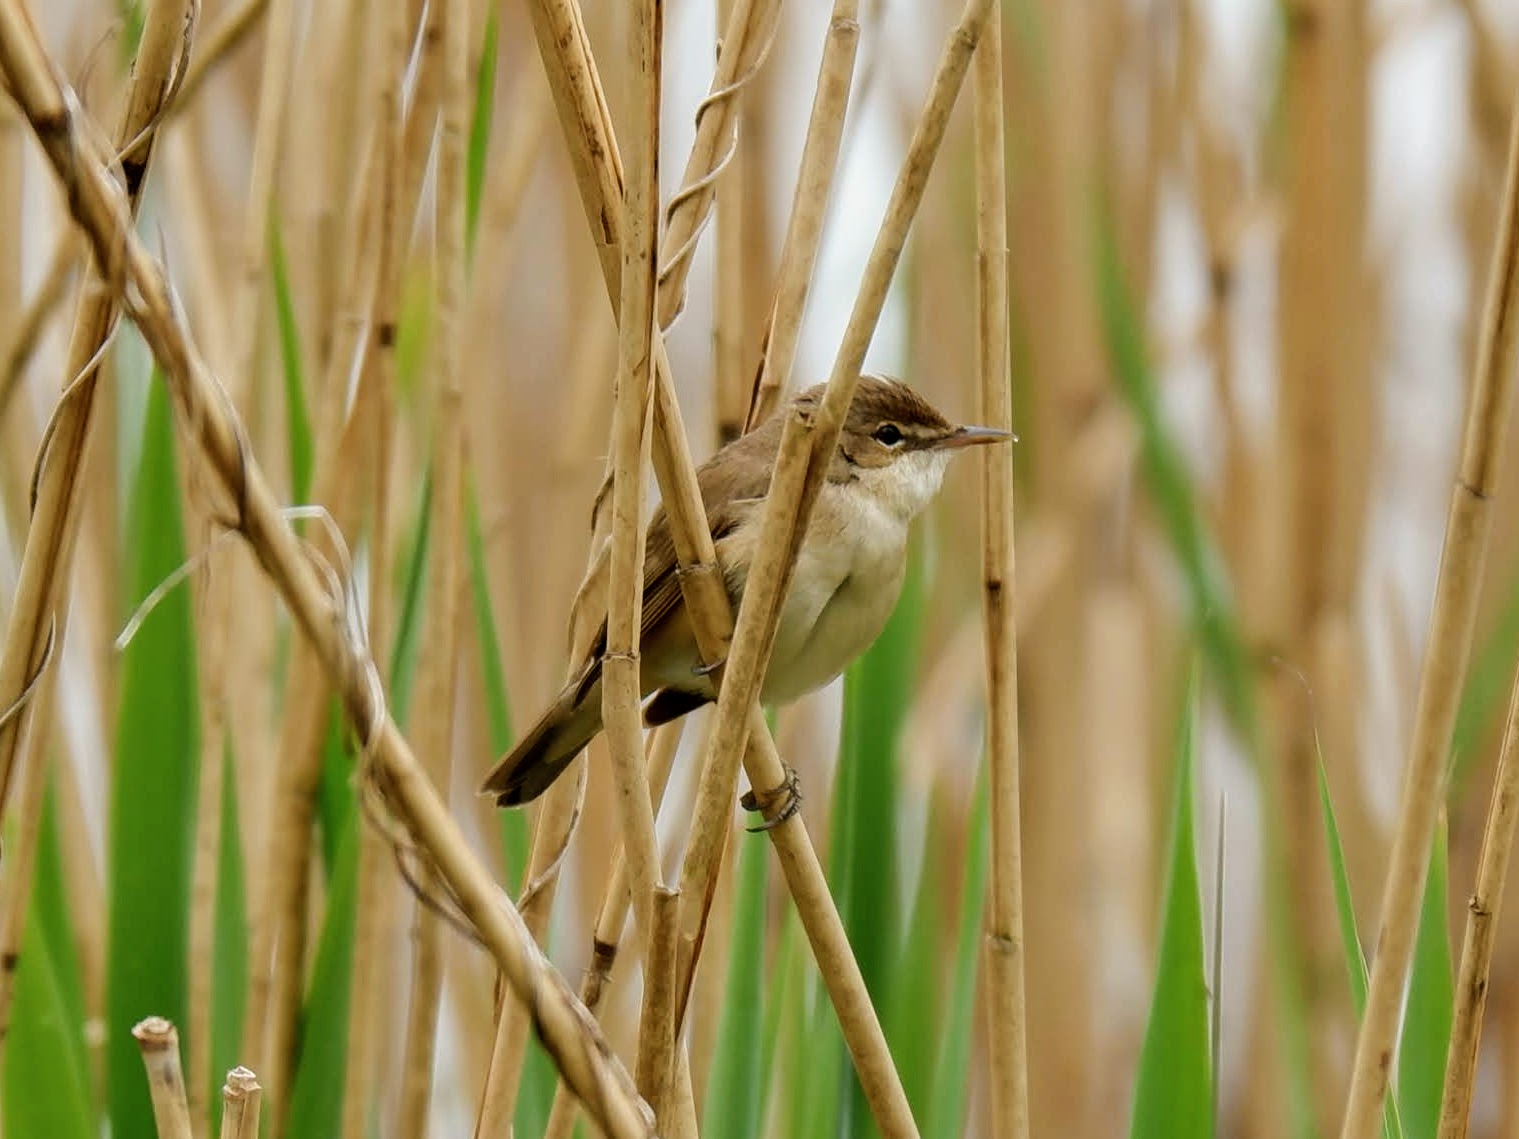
[480,376,1010,806]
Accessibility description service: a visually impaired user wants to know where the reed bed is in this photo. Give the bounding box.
[12,1,1519,1137]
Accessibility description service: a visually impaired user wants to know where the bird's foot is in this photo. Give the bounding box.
[741,764,803,833]
[691,655,725,678]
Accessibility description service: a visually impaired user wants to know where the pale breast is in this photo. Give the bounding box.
[760,481,909,704]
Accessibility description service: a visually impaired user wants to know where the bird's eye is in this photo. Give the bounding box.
[874,423,903,446]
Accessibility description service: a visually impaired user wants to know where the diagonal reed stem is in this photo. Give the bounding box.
[0,5,659,1136]
[1340,78,1519,1139]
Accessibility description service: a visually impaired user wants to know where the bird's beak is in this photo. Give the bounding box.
[933,425,1016,450]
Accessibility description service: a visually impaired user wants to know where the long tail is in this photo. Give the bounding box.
[480,672,604,807]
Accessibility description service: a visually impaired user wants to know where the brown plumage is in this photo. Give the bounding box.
[480,376,1003,806]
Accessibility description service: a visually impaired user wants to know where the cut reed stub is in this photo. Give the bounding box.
[132,1017,195,1139]
[220,1066,263,1139]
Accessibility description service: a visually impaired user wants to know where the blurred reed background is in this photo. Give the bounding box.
[8,0,1519,1136]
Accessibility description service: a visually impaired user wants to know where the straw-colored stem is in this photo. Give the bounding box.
[0,9,659,1132]
[220,1068,264,1139]
[542,721,684,1139]
[746,0,860,429]
[1439,666,1519,1137]
[133,1018,195,1139]
[395,0,471,1133]
[1340,79,1519,1139]
[187,662,226,1138]
[0,0,194,1039]
[636,886,681,1124]
[972,9,1029,1137]
[601,0,664,943]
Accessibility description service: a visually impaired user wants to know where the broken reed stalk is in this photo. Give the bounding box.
[0,0,193,1037]
[745,0,860,430]
[972,10,1030,1137]
[636,886,681,1124]
[1439,667,1519,1136]
[132,1018,194,1139]
[0,7,660,1134]
[541,721,684,1139]
[602,0,665,958]
[394,0,472,1130]
[1340,79,1519,1139]
[220,1068,264,1139]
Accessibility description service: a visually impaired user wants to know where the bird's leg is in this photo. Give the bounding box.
[741,764,803,833]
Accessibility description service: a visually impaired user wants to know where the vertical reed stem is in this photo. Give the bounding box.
[972,8,1029,1137]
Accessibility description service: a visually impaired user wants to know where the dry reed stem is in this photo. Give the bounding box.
[220,1067,263,1139]
[132,1017,194,1139]
[636,886,681,1124]
[1439,664,1519,1137]
[0,231,79,422]
[745,0,860,430]
[542,721,685,1139]
[1340,79,1519,1139]
[395,0,473,1130]
[0,10,660,1134]
[0,0,193,1038]
[972,9,1029,1137]
[603,0,665,936]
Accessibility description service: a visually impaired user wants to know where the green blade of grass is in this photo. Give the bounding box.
[892,799,946,1122]
[927,770,989,1138]
[1399,816,1454,1139]
[390,467,434,725]
[466,7,498,255]
[109,374,199,1138]
[284,807,360,1139]
[270,214,314,505]
[4,868,94,1139]
[4,781,92,1139]
[466,475,525,888]
[210,738,248,1127]
[1129,675,1211,1139]
[702,828,770,1139]
[832,539,924,1136]
[1317,750,1404,1139]
[1451,560,1519,793]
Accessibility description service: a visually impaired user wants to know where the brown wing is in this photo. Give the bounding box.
[576,414,784,701]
